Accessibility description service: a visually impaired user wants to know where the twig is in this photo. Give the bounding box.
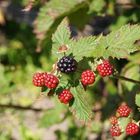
[112,74,140,85]
[0,104,46,112]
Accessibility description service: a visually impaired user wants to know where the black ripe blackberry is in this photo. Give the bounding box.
[57,56,77,73]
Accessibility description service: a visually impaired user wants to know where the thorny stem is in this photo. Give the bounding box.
[112,74,140,85]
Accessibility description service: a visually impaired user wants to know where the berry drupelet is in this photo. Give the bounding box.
[57,56,77,73]
[81,70,95,86]
[58,89,73,104]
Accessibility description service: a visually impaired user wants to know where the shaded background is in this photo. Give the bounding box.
[0,0,140,140]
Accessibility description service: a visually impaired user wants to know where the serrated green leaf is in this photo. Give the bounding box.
[100,24,140,59]
[67,36,97,61]
[52,18,71,45]
[34,0,87,39]
[52,18,71,57]
[135,94,140,107]
[69,86,93,123]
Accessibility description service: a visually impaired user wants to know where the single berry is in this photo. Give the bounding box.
[126,122,139,135]
[32,72,47,87]
[110,124,121,137]
[117,104,131,117]
[96,60,113,77]
[57,56,77,73]
[44,74,59,89]
[110,116,118,125]
[58,89,73,104]
[81,70,95,86]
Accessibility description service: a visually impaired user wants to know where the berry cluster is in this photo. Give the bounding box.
[80,60,113,86]
[109,103,139,137]
[33,72,59,89]
[33,71,73,104]
[33,56,77,104]
[33,57,114,105]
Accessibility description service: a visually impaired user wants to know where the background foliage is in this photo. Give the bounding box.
[0,0,140,139]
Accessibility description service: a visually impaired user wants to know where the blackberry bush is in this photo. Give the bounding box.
[32,18,140,127]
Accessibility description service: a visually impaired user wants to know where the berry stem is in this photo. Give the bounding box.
[112,74,140,85]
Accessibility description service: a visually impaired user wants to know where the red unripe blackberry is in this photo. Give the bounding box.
[81,70,95,86]
[96,60,113,77]
[110,116,118,125]
[58,89,73,104]
[44,74,59,89]
[57,56,77,73]
[32,72,47,87]
[126,122,139,135]
[117,104,131,117]
[110,125,121,137]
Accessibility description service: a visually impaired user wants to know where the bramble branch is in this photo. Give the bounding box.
[112,74,140,85]
[0,104,47,112]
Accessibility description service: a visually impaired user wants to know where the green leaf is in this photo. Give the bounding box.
[88,0,105,14]
[93,25,140,59]
[118,117,131,131]
[67,36,97,61]
[34,0,87,39]
[52,18,71,57]
[135,94,140,107]
[69,86,93,123]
